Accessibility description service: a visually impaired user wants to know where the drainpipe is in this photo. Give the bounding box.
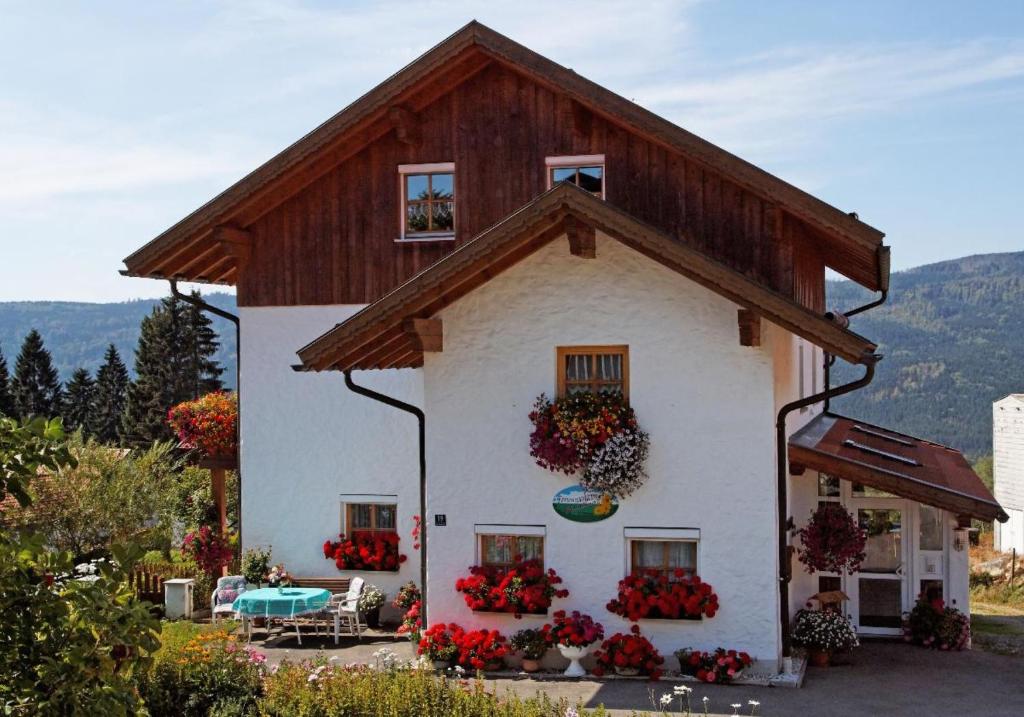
[776,357,878,658]
[169,279,243,545]
[344,370,428,628]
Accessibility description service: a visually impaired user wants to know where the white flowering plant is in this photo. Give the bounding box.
[791,608,859,653]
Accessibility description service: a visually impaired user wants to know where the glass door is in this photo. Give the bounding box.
[849,502,908,635]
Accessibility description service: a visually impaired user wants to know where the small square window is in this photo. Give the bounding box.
[629,539,697,580]
[479,534,544,568]
[398,163,455,240]
[344,502,397,533]
[557,345,628,398]
[546,155,605,198]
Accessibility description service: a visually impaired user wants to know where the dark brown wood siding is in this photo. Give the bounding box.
[240,63,824,309]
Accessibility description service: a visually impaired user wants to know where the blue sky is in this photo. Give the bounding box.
[1,0,1021,301]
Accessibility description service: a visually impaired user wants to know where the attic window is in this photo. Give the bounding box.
[557,345,628,398]
[398,163,455,241]
[546,155,605,198]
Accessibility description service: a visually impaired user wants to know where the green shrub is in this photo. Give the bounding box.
[259,662,600,717]
[139,622,264,717]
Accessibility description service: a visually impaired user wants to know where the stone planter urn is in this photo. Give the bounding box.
[557,644,592,677]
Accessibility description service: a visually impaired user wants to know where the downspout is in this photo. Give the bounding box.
[344,370,428,629]
[776,358,877,658]
[169,279,243,544]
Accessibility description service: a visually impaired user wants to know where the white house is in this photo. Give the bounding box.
[122,22,1005,671]
[994,394,1024,553]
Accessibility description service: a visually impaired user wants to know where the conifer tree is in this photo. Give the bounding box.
[120,307,175,446]
[92,344,129,444]
[184,294,225,397]
[62,368,96,435]
[12,329,63,419]
[0,345,13,417]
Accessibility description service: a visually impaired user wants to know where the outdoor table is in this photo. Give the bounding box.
[232,587,331,645]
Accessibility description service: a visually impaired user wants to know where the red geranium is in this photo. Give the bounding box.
[393,582,422,639]
[606,570,719,621]
[592,624,664,679]
[548,610,604,648]
[454,559,569,618]
[181,525,234,576]
[167,391,238,457]
[677,647,751,684]
[418,623,509,671]
[323,531,407,572]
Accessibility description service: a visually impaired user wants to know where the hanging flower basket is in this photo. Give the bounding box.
[168,391,238,458]
[796,503,867,575]
[528,392,649,498]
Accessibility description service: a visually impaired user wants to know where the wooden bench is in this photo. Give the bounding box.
[293,577,351,595]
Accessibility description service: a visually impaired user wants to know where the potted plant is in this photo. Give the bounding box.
[418,623,460,670]
[675,647,752,683]
[452,627,509,672]
[241,546,271,588]
[549,610,604,677]
[393,582,422,641]
[167,391,238,458]
[902,596,970,651]
[357,583,386,628]
[791,608,859,667]
[265,564,293,592]
[510,627,551,673]
[593,625,664,678]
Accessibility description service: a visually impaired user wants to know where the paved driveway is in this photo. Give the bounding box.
[254,632,1024,717]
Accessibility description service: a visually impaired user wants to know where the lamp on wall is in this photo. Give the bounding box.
[953,527,970,552]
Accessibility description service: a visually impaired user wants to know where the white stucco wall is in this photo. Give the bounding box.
[422,232,781,664]
[994,395,1024,552]
[239,305,423,600]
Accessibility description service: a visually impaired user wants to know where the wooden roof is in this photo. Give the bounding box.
[296,183,879,372]
[122,21,886,290]
[789,413,1007,523]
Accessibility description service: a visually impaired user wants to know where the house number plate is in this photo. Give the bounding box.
[552,485,618,523]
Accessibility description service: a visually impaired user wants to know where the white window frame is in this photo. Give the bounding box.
[397,162,456,242]
[340,494,398,535]
[545,154,606,198]
[623,527,700,578]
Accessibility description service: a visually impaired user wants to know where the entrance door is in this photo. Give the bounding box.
[849,502,908,635]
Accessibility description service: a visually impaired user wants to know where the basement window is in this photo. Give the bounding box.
[398,163,455,240]
[557,345,628,398]
[546,155,605,198]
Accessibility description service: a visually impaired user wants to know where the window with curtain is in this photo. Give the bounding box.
[629,539,697,579]
[480,534,544,568]
[345,503,397,533]
[398,163,455,239]
[557,345,628,397]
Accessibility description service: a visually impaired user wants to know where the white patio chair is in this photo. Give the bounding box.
[333,576,365,645]
[210,575,247,624]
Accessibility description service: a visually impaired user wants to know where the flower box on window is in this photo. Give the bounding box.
[606,570,719,621]
[323,530,406,572]
[455,559,568,618]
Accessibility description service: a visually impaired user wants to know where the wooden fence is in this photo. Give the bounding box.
[129,563,197,605]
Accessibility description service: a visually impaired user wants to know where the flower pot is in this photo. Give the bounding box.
[521,658,541,673]
[484,659,504,672]
[614,666,640,676]
[557,644,592,677]
[364,606,381,629]
[432,659,450,670]
[808,649,831,667]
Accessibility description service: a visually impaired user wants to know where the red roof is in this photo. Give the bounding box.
[789,413,1006,522]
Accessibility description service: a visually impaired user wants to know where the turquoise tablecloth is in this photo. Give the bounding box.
[232,587,331,618]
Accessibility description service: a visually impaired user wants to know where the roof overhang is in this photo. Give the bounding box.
[789,413,1007,523]
[295,183,879,372]
[121,21,887,291]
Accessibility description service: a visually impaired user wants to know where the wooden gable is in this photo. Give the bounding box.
[122,22,887,314]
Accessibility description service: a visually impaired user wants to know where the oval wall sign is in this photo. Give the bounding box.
[552,485,619,523]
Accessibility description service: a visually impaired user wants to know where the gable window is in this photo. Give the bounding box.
[557,345,628,398]
[546,155,605,198]
[625,528,699,580]
[342,496,397,534]
[399,162,455,240]
[476,525,545,568]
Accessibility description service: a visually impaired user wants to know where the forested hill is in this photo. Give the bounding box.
[829,251,1024,459]
[0,293,238,388]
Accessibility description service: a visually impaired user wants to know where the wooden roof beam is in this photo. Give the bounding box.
[565,214,596,258]
[737,309,762,347]
[388,105,422,146]
[402,318,442,352]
